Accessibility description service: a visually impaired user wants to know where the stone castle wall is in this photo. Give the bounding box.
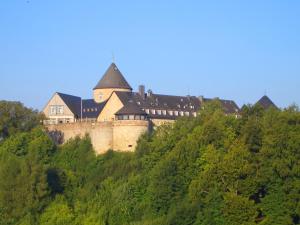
[46,120,149,154]
[113,120,149,152]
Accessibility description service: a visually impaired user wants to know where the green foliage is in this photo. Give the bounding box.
[39,195,75,225]
[0,100,300,225]
[0,101,43,142]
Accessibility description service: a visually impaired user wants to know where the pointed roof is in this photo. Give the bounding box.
[256,95,278,109]
[93,63,132,90]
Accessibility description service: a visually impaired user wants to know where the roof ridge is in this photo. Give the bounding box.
[56,92,81,99]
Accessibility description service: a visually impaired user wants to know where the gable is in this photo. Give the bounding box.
[97,92,124,121]
[43,93,75,118]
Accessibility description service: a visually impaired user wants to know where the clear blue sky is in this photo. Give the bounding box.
[1,0,299,110]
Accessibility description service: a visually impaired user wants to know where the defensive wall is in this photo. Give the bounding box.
[46,120,149,154]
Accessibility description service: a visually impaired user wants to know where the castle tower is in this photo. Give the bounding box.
[93,63,132,103]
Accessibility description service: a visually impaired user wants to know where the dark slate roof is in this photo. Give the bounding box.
[115,101,147,115]
[93,63,132,90]
[82,99,106,118]
[56,93,107,119]
[203,98,240,114]
[256,95,277,109]
[113,91,240,119]
[57,92,81,117]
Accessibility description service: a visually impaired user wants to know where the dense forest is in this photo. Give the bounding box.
[0,100,299,225]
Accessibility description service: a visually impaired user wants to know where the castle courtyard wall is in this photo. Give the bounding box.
[113,120,149,152]
[46,122,113,154]
[151,118,175,127]
[46,120,149,154]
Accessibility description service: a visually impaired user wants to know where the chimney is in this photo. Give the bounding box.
[147,89,153,97]
[139,85,145,99]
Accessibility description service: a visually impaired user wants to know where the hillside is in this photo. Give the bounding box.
[0,100,299,225]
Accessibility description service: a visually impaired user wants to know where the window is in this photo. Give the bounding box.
[129,115,135,120]
[57,106,63,114]
[50,106,64,115]
[123,115,129,120]
[50,106,56,115]
[141,115,145,120]
[99,92,104,101]
[135,115,141,120]
[180,111,184,116]
[193,112,197,117]
[162,110,167,115]
[174,111,178,116]
[151,109,156,114]
[168,110,173,116]
[157,110,161,115]
[145,109,150,114]
[185,111,190,116]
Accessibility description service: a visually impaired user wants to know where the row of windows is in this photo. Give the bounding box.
[144,109,197,117]
[50,106,64,115]
[116,115,147,120]
[83,108,98,113]
[147,102,195,109]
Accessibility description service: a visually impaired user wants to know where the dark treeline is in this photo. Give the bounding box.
[0,100,299,225]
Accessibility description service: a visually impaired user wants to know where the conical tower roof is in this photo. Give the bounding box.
[93,63,132,90]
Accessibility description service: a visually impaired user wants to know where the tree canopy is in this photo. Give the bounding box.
[0,100,299,224]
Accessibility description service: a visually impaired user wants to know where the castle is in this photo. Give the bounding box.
[43,63,276,154]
